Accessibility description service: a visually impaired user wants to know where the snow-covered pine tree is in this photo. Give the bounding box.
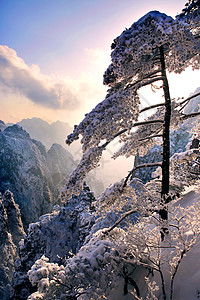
[62,8,200,226]
[26,3,200,300]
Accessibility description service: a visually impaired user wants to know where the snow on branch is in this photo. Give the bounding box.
[66,86,140,152]
[113,107,164,159]
[123,162,162,187]
[103,209,138,234]
[179,0,200,17]
[60,146,104,201]
[139,103,165,114]
[104,11,199,87]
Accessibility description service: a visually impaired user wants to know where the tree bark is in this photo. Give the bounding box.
[159,45,171,221]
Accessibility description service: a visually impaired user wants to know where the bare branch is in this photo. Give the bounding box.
[138,134,163,142]
[180,111,200,120]
[177,92,200,112]
[139,103,165,114]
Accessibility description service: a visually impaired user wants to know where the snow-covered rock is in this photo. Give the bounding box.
[0,120,7,131]
[2,190,25,248]
[0,125,77,229]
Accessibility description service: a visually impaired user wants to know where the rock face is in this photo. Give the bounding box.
[0,191,25,300]
[0,125,77,229]
[1,190,25,247]
[9,184,95,300]
[0,120,7,131]
[46,143,76,199]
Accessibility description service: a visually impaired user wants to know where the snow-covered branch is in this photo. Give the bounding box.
[123,162,162,187]
[103,209,138,234]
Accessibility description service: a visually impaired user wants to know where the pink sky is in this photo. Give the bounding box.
[0,0,198,125]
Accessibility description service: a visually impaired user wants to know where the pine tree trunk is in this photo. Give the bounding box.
[159,45,171,221]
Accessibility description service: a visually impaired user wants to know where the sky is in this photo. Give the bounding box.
[0,0,200,126]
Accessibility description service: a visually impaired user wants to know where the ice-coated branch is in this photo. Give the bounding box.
[60,146,104,201]
[179,0,200,17]
[101,120,163,150]
[133,119,164,127]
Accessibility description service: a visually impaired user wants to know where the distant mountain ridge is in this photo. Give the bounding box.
[17,118,81,157]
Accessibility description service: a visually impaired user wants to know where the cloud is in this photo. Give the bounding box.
[0,45,79,109]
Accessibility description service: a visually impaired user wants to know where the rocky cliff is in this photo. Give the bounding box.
[0,125,77,229]
[0,191,25,300]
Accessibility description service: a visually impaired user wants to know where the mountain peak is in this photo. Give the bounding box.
[4,124,30,138]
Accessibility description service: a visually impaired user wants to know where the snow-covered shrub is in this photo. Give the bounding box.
[27,231,124,299]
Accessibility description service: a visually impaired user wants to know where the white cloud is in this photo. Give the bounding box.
[0,45,80,110]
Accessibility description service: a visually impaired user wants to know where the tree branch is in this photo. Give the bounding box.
[139,103,165,113]
[101,120,163,149]
[177,91,200,112]
[123,162,162,187]
[192,160,200,166]
[138,133,163,142]
[133,119,164,127]
[170,249,187,300]
[101,129,128,148]
[102,209,138,234]
[179,0,200,17]
[127,76,164,90]
[125,71,162,90]
[180,111,200,120]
